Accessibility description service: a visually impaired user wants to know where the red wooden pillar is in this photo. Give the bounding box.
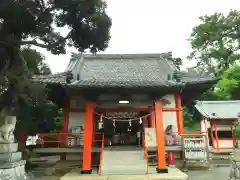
[18,131,26,147]
[81,102,95,174]
[175,94,184,135]
[210,121,215,149]
[143,116,148,129]
[155,100,168,173]
[62,97,70,145]
[92,119,96,145]
[142,116,148,147]
[213,121,219,151]
[150,109,155,128]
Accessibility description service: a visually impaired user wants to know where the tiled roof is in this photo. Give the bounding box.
[33,53,218,89]
[70,53,179,88]
[32,72,69,85]
[195,100,240,119]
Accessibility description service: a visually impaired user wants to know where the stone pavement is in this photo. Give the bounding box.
[186,167,230,180]
[60,167,188,180]
[34,166,233,180]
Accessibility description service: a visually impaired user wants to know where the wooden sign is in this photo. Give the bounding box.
[145,128,156,148]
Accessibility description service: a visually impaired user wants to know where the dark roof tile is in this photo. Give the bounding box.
[195,101,240,119]
[32,72,68,85]
[33,53,218,89]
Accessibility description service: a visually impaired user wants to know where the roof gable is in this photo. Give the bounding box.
[33,52,219,90]
[66,53,182,88]
[79,53,174,82]
[195,100,240,119]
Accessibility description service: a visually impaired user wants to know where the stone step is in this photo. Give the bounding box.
[101,164,147,175]
[0,152,22,163]
[0,160,28,180]
[31,167,56,177]
[101,148,147,175]
[0,160,26,169]
[0,143,18,153]
[102,159,146,166]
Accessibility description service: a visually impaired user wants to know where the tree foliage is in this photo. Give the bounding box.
[214,65,240,100]
[15,48,62,134]
[21,47,51,75]
[0,0,112,114]
[189,10,240,74]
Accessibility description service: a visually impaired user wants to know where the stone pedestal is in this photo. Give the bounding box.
[0,143,28,180]
[229,157,240,180]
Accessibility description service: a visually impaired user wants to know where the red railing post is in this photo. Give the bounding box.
[168,152,175,166]
[99,133,104,176]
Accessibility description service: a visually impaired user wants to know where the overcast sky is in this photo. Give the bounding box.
[35,0,240,73]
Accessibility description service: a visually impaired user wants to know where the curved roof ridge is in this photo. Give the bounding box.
[32,72,68,79]
[81,52,173,60]
[195,100,240,119]
[65,53,83,72]
[197,100,240,104]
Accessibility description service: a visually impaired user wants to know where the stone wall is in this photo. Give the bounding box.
[0,143,29,180]
[229,158,240,180]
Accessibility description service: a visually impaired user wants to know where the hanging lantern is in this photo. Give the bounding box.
[98,114,103,129]
[112,120,116,133]
[113,120,116,127]
[127,120,132,132]
[139,117,142,124]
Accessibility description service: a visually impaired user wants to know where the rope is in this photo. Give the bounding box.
[94,111,152,122]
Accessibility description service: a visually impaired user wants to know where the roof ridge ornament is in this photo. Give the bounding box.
[66,71,74,84]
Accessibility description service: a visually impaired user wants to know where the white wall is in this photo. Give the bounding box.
[213,140,234,149]
[68,112,85,132]
[200,119,210,134]
[68,96,86,132]
[67,94,179,133]
[162,94,178,133]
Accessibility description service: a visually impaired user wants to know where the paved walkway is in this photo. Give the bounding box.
[101,146,147,175]
[34,166,231,180]
[187,167,230,180]
[35,168,230,180]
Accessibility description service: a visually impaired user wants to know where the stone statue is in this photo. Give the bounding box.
[165,124,181,145]
[0,112,29,180]
[0,116,16,143]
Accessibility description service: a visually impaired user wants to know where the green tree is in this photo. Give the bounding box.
[0,0,112,114]
[215,65,240,100]
[21,47,51,75]
[189,10,240,75]
[199,65,240,101]
[15,48,62,135]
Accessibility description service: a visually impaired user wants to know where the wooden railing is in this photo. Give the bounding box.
[37,132,105,175]
[37,132,84,147]
[97,133,105,176]
[143,142,149,173]
[141,131,149,174]
[36,131,104,147]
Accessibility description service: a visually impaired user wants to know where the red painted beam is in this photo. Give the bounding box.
[155,100,167,173]
[81,102,95,174]
[69,107,180,113]
[95,107,151,112]
[62,97,70,145]
[175,94,184,134]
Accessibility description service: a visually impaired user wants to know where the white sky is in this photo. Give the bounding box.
[35,0,240,73]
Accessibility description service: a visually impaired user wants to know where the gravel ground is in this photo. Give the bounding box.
[32,166,231,180]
